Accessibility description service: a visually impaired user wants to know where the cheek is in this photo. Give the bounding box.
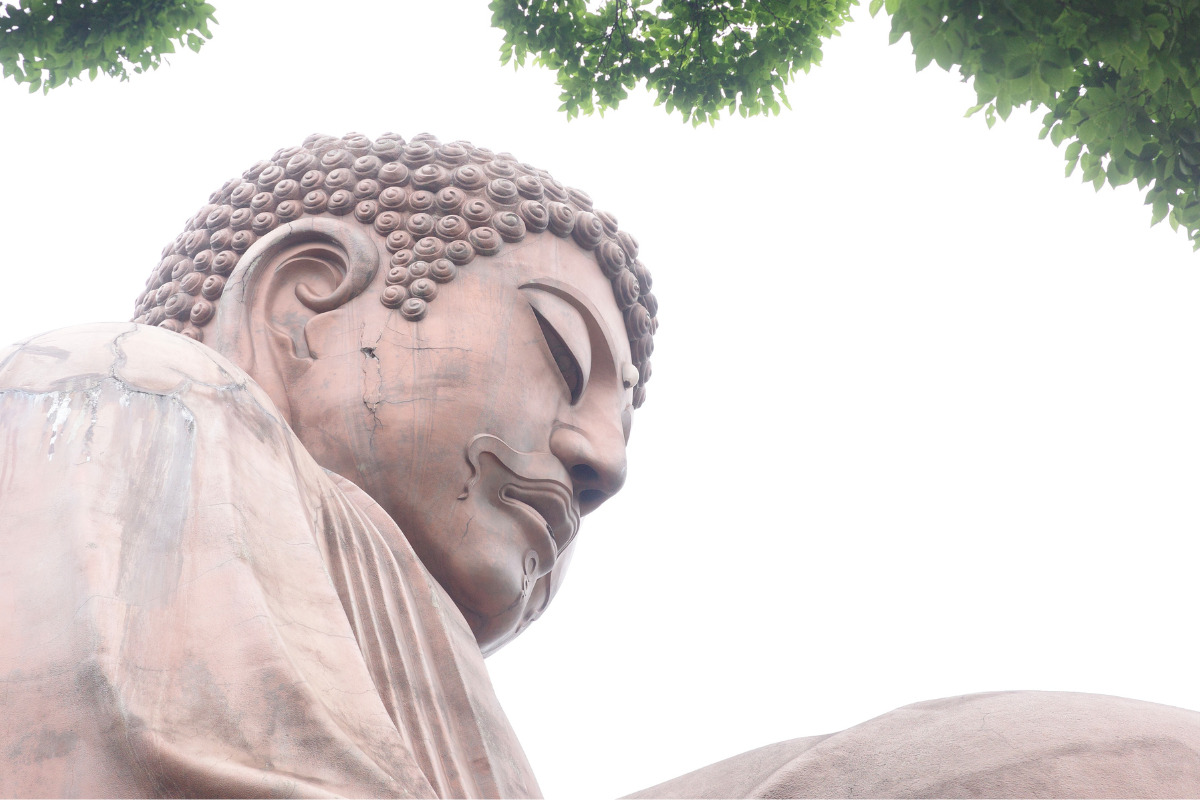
[479,343,569,449]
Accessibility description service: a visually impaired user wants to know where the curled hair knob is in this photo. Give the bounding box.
[325,168,354,190]
[381,284,408,309]
[546,202,575,237]
[596,239,627,277]
[430,259,457,283]
[408,190,435,212]
[445,239,476,265]
[179,271,205,295]
[452,164,487,191]
[277,200,303,222]
[492,211,526,243]
[189,299,215,325]
[409,277,438,301]
[435,214,469,240]
[353,179,380,200]
[518,200,549,233]
[468,226,501,255]
[412,163,449,191]
[273,179,301,200]
[378,162,410,186]
[256,165,285,191]
[327,190,354,216]
[406,213,435,237]
[400,297,428,320]
[212,250,240,275]
[414,236,445,260]
[462,198,494,227]
[205,206,233,230]
[374,210,403,235]
[613,268,640,310]
[285,152,316,177]
[352,155,382,178]
[302,190,329,215]
[435,186,466,214]
[231,230,256,252]
[572,212,604,250]
[252,212,277,233]
[385,230,414,253]
[201,275,225,300]
[354,200,379,224]
[379,186,407,210]
[300,170,325,191]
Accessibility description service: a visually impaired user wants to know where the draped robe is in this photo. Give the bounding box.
[0,323,539,798]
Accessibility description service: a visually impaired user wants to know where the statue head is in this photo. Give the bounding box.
[133,132,657,653]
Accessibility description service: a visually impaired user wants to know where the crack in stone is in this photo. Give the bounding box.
[359,328,385,446]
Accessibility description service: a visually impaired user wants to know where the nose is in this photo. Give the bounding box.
[549,421,627,515]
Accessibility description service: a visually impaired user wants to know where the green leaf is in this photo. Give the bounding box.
[1151,196,1170,226]
[996,93,1013,121]
[869,0,884,16]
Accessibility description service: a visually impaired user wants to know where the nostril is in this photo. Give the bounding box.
[570,464,599,484]
[579,489,607,509]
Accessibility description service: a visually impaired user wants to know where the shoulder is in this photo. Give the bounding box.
[1,322,275,409]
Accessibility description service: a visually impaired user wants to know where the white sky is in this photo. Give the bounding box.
[3,2,1199,798]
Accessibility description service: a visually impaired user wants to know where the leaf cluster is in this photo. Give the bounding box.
[882,0,1200,248]
[0,0,216,93]
[490,0,855,125]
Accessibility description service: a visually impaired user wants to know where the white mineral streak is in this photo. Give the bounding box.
[45,392,71,460]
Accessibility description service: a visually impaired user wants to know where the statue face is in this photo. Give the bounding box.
[289,234,635,653]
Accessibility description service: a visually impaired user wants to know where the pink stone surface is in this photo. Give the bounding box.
[0,323,538,797]
[627,691,1200,798]
[4,131,1200,798]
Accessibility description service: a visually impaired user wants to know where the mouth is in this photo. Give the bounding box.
[500,480,580,555]
[463,434,583,567]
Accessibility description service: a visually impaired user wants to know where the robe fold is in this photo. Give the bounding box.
[0,323,540,799]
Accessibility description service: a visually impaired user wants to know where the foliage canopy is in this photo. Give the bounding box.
[0,0,215,93]
[490,0,856,123]
[492,0,1200,250]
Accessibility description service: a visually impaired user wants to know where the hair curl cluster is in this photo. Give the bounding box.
[133,132,658,407]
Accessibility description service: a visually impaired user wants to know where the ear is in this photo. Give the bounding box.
[210,217,381,420]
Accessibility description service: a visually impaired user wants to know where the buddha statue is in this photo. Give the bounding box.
[0,132,653,797]
[2,132,1199,799]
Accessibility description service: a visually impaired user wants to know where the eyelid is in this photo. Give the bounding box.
[523,287,592,402]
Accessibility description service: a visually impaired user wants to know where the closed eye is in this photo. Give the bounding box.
[533,307,585,403]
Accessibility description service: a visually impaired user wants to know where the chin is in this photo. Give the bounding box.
[438,515,551,654]
[468,572,553,656]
